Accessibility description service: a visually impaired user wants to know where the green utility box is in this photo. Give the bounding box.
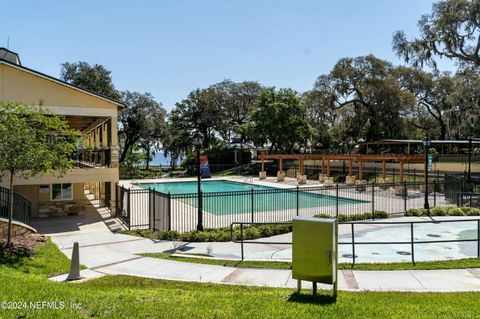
[292,216,338,295]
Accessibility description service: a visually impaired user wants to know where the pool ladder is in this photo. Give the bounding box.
[244,176,254,183]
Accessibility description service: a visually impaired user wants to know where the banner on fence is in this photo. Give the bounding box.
[428,154,433,172]
[200,155,212,178]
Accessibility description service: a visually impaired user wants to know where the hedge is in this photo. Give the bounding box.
[405,206,480,217]
[124,224,293,242]
[313,211,388,222]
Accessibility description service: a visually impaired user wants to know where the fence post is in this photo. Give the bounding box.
[403,181,407,213]
[372,182,375,220]
[149,188,153,230]
[127,188,131,231]
[410,222,415,265]
[336,184,339,218]
[351,223,355,266]
[434,180,437,207]
[240,223,244,261]
[167,192,171,231]
[296,186,299,216]
[478,220,480,258]
[251,189,254,222]
[115,183,118,217]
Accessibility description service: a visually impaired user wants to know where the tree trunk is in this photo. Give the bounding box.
[7,170,14,250]
[439,118,447,140]
[145,143,150,170]
[120,137,135,163]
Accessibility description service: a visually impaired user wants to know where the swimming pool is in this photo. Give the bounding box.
[138,180,366,216]
[139,180,271,194]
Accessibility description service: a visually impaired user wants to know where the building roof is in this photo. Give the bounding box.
[0,48,21,65]
[0,47,124,109]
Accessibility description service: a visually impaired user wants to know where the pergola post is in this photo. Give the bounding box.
[348,160,353,177]
[400,161,404,183]
[277,158,285,181]
[382,161,386,180]
[259,158,266,179]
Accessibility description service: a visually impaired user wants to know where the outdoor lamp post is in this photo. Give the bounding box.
[423,135,431,212]
[193,132,204,231]
[340,142,346,174]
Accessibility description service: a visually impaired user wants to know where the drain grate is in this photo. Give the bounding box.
[396,251,411,256]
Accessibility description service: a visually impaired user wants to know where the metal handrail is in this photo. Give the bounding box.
[0,186,32,225]
[230,218,480,264]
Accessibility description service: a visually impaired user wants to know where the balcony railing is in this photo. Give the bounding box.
[75,149,111,168]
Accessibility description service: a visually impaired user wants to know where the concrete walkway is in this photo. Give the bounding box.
[42,214,480,292]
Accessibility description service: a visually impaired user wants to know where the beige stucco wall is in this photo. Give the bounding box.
[4,168,119,186]
[14,183,87,218]
[0,63,120,110]
[0,62,121,217]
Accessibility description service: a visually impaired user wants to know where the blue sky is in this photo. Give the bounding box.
[3,0,455,109]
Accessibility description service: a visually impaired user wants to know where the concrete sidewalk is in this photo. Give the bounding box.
[47,221,480,292]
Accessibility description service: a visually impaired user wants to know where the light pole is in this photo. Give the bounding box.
[193,132,204,231]
[423,135,431,212]
[340,142,346,175]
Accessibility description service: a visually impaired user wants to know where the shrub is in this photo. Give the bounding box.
[404,206,480,217]
[313,214,333,219]
[446,207,465,216]
[405,208,423,216]
[123,224,292,242]
[430,206,447,216]
[313,211,388,221]
[373,210,389,219]
[464,207,480,216]
[244,227,261,240]
[257,225,273,237]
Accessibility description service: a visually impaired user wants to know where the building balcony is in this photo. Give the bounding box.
[74,149,111,168]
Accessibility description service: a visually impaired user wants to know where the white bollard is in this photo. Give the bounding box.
[67,242,82,281]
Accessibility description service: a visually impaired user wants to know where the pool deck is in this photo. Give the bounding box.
[44,213,480,292]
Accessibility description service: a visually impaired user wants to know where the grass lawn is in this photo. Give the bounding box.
[0,238,72,277]
[1,239,480,318]
[139,252,480,271]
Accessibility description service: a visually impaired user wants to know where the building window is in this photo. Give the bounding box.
[51,183,73,201]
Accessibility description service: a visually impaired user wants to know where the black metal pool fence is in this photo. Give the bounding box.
[115,180,469,232]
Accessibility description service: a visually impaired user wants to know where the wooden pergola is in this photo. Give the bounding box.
[258,153,426,182]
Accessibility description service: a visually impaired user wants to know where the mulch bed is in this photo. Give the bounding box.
[0,234,47,257]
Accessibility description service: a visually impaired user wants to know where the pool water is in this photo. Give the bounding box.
[138,180,366,216]
[140,180,271,194]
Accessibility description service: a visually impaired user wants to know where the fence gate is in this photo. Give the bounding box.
[150,190,171,231]
[116,185,130,227]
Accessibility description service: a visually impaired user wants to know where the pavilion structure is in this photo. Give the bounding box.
[258,153,426,184]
